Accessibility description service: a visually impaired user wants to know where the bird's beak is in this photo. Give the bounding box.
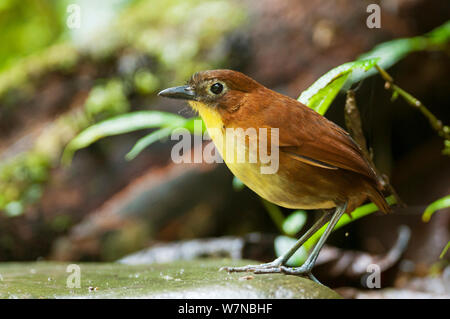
[158,85,196,101]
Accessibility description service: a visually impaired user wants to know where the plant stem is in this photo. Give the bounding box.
[440,241,450,259]
[261,198,286,234]
[344,90,405,206]
[375,65,450,141]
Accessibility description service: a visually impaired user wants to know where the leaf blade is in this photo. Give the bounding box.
[125,126,175,161]
[298,58,379,115]
[63,111,185,163]
[282,210,307,236]
[422,195,450,223]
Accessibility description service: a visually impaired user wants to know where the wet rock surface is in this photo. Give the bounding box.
[0,259,340,299]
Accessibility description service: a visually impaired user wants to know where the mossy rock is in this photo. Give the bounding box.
[0,259,340,299]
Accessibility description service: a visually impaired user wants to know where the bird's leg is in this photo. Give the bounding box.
[220,210,333,274]
[280,202,347,284]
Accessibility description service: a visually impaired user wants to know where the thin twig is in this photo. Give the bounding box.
[375,64,450,141]
[344,90,405,207]
[344,90,370,160]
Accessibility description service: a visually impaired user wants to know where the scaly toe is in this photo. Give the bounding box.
[253,267,282,274]
[220,261,282,273]
[220,266,248,273]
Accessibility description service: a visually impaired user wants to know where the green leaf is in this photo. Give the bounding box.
[356,21,450,83]
[298,58,379,115]
[422,195,450,222]
[125,126,175,161]
[232,176,245,191]
[440,242,449,259]
[261,199,285,234]
[63,111,186,163]
[125,117,209,160]
[359,21,450,67]
[305,73,350,115]
[359,38,426,71]
[274,235,308,266]
[282,210,307,236]
[443,140,450,156]
[181,117,206,135]
[425,20,450,43]
[391,91,399,102]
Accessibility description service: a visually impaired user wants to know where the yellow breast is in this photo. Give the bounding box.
[189,101,252,164]
[187,101,335,210]
[188,101,268,196]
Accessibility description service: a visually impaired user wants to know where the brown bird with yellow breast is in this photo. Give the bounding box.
[158,69,390,283]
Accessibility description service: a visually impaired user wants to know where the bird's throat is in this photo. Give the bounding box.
[188,101,224,130]
[188,101,227,160]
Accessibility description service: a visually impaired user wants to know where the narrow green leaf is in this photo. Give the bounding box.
[63,111,185,163]
[261,199,285,234]
[125,117,209,161]
[422,195,450,222]
[391,91,399,102]
[232,176,245,191]
[282,210,307,236]
[182,117,206,134]
[359,38,426,70]
[125,126,175,161]
[274,235,308,266]
[443,140,450,156]
[425,20,450,43]
[359,21,450,70]
[355,21,450,83]
[298,58,379,115]
[305,73,350,115]
[440,242,450,259]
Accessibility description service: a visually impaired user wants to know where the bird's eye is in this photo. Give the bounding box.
[210,83,223,94]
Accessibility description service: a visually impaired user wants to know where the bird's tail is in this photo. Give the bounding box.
[366,183,392,214]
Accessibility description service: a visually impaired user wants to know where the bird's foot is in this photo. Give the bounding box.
[219,259,283,274]
[220,259,322,284]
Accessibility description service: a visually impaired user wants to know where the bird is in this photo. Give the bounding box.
[158,69,390,283]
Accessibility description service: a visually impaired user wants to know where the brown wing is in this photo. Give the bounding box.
[256,90,378,181]
[281,112,376,178]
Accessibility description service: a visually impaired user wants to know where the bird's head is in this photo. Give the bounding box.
[158,69,262,116]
